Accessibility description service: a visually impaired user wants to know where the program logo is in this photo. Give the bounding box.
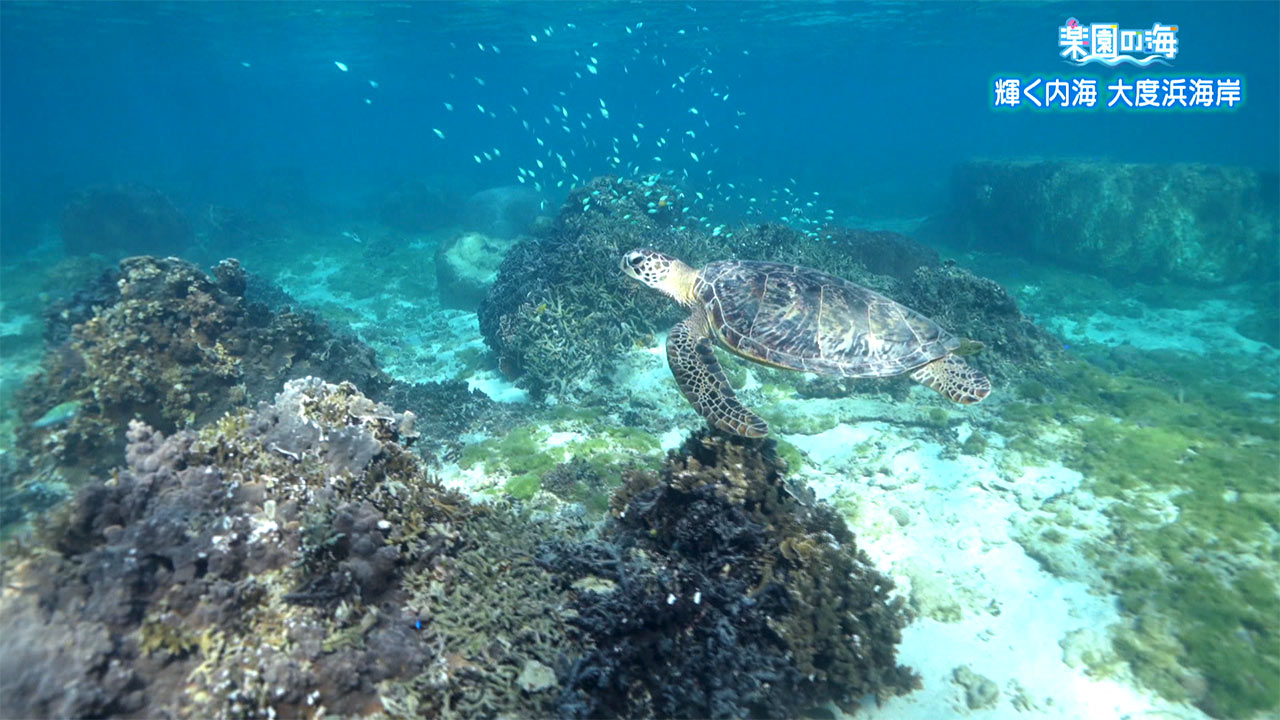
[1058,17,1178,66]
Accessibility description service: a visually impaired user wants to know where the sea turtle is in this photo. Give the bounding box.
[621,248,991,438]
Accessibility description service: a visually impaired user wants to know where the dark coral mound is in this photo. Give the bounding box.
[541,430,918,719]
[0,379,570,719]
[14,255,390,477]
[61,183,194,258]
[478,176,698,397]
[377,378,517,459]
[903,262,1064,382]
[939,159,1280,285]
[480,173,1053,399]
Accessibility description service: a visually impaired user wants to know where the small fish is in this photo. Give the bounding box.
[369,80,379,88]
[444,102,454,111]
[474,76,485,85]
[688,107,699,114]
[32,400,81,429]
[240,61,251,68]
[334,60,348,72]
[587,64,598,74]
[432,128,446,139]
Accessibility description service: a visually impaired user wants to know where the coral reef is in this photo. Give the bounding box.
[480,174,1053,399]
[375,378,518,459]
[478,176,698,397]
[0,378,572,719]
[461,184,543,239]
[1,379,925,720]
[540,430,918,718]
[61,183,194,258]
[903,261,1065,383]
[939,159,1280,285]
[14,255,390,480]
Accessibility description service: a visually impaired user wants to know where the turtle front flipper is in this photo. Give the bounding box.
[910,355,991,404]
[667,312,769,438]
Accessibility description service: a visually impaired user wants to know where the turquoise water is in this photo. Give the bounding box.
[1,3,1276,719]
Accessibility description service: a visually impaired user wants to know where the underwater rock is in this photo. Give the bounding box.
[901,557,965,623]
[540,430,918,718]
[374,177,460,233]
[941,159,1280,285]
[952,665,1000,709]
[12,254,391,482]
[434,231,518,310]
[478,175,696,397]
[0,378,488,719]
[904,261,1064,383]
[462,184,543,238]
[60,183,193,258]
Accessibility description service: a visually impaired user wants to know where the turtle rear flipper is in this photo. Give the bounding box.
[911,355,991,404]
[668,313,769,438]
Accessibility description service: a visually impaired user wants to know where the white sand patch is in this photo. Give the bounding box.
[1046,300,1278,359]
[0,312,33,337]
[468,369,528,403]
[785,419,1210,720]
[545,431,582,447]
[659,427,686,451]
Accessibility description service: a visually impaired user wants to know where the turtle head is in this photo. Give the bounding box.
[621,248,697,305]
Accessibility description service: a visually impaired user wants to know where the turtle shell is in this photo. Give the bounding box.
[695,260,959,378]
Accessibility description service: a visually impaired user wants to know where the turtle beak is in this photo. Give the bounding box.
[621,251,642,277]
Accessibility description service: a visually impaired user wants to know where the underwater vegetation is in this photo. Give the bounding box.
[0,379,915,719]
[942,159,1280,285]
[1002,347,1278,719]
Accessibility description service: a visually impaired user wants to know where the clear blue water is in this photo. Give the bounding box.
[2,1,1276,229]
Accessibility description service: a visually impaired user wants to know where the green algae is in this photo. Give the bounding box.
[503,474,542,501]
[960,431,987,456]
[459,423,660,505]
[995,348,1279,717]
[773,438,807,472]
